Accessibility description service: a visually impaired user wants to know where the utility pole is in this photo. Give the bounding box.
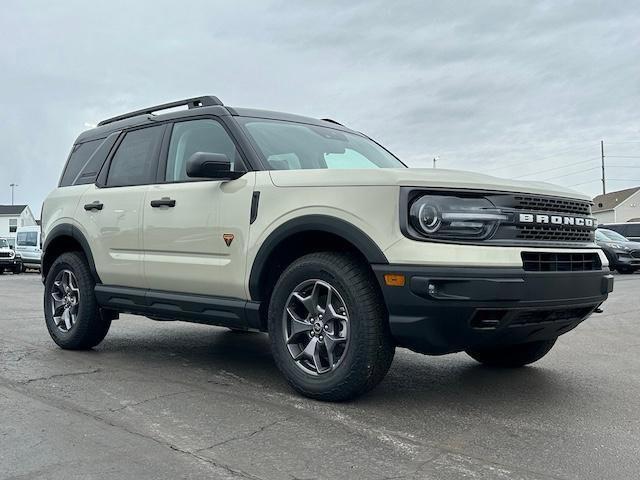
[433,156,439,169]
[600,140,606,195]
[9,183,18,205]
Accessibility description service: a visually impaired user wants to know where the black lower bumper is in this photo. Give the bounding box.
[0,259,22,270]
[373,265,614,355]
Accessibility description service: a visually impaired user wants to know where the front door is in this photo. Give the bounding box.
[142,118,254,298]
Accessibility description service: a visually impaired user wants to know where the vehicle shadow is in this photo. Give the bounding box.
[93,323,581,415]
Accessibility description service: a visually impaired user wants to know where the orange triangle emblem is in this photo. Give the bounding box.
[223,234,235,247]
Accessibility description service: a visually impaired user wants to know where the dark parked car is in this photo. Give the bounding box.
[599,222,640,242]
[596,228,640,274]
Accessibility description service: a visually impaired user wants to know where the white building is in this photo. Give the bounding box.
[592,187,640,224]
[0,205,37,247]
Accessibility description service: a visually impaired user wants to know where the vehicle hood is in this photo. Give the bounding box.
[269,168,591,201]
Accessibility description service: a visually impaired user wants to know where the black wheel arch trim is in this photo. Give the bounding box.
[248,214,388,300]
[42,223,101,283]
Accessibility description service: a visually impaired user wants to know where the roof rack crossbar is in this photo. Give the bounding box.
[97,96,224,127]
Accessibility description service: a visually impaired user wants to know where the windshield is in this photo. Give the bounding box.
[0,239,7,248]
[597,229,628,242]
[239,118,405,170]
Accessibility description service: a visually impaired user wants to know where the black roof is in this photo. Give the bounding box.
[75,96,357,145]
[0,205,27,215]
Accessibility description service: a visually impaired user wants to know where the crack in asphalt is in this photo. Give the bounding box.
[195,416,292,452]
[0,377,266,480]
[17,368,102,384]
[99,389,199,413]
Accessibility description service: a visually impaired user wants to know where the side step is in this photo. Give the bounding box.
[94,285,261,330]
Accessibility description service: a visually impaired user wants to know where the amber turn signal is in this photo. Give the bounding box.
[384,274,406,287]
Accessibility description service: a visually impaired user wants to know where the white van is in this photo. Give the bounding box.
[16,225,42,271]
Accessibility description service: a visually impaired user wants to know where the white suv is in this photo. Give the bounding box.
[41,96,613,400]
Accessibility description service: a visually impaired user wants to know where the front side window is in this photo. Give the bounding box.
[0,239,7,248]
[106,126,163,187]
[238,118,404,170]
[165,119,243,182]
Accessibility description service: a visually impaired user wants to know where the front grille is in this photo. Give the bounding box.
[509,306,595,326]
[516,225,595,242]
[512,195,592,215]
[522,252,601,272]
[0,252,10,258]
[484,193,596,245]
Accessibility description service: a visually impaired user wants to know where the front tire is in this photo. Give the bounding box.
[616,267,634,274]
[44,252,111,350]
[466,338,557,367]
[268,252,394,401]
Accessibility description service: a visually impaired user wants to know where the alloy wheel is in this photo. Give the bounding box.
[282,279,350,375]
[50,269,80,333]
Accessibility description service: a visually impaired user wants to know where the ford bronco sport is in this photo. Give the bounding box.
[41,96,614,401]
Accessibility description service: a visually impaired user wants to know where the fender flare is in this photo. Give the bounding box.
[248,214,388,300]
[42,223,101,282]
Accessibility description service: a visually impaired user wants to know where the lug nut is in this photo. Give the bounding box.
[324,324,329,330]
[319,335,324,340]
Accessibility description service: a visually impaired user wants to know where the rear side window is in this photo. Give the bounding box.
[17,231,37,247]
[59,139,103,187]
[106,126,163,187]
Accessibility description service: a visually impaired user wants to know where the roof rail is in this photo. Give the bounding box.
[97,96,224,127]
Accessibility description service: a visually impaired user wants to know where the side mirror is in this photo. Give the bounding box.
[186,152,244,180]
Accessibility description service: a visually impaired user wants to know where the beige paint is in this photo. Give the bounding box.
[44,168,606,302]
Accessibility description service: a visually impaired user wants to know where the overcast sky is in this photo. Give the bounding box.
[1,0,639,214]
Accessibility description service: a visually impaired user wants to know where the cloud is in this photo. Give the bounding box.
[1,0,639,211]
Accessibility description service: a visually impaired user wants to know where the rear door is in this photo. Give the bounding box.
[142,118,254,298]
[77,125,164,288]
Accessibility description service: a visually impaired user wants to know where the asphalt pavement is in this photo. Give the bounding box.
[1,272,638,480]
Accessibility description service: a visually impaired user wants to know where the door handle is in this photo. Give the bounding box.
[150,197,176,208]
[84,201,104,211]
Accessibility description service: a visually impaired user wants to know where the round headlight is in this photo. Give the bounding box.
[417,203,441,233]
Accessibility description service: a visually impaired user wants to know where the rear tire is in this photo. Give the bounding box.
[13,265,21,274]
[268,252,394,401]
[44,252,111,350]
[466,338,557,367]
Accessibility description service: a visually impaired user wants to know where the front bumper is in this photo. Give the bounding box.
[0,258,22,268]
[373,265,614,355]
[614,253,640,269]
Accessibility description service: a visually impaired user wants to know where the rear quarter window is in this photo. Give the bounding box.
[59,139,103,187]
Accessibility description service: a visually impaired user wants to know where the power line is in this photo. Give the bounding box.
[567,179,599,187]
[482,144,593,173]
[605,155,640,159]
[540,166,600,182]
[513,159,598,179]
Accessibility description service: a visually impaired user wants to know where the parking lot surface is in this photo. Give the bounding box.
[1,272,638,480]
